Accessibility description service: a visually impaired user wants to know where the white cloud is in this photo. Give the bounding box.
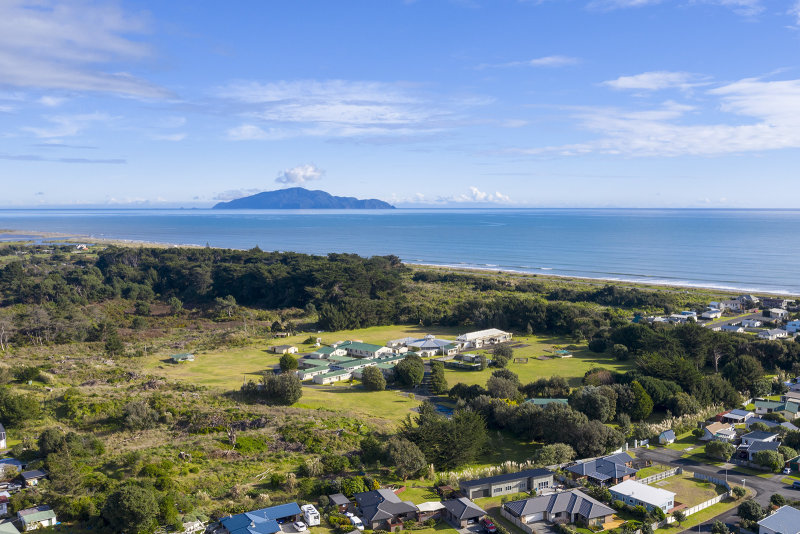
[38,96,67,107]
[22,112,113,138]
[213,188,262,201]
[275,164,325,185]
[477,55,579,69]
[512,77,800,157]
[602,71,707,91]
[790,0,800,24]
[0,0,168,98]
[449,186,512,203]
[219,79,454,139]
[590,0,763,13]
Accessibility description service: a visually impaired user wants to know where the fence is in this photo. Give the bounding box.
[693,471,732,491]
[637,467,681,485]
[649,471,731,530]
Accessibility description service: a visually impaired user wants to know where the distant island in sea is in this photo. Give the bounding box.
[212,187,395,210]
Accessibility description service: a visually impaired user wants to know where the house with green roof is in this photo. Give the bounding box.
[0,521,19,534]
[313,369,353,385]
[309,346,347,359]
[336,341,392,359]
[18,505,57,530]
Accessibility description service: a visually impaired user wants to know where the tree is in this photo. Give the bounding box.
[387,437,426,480]
[534,443,575,466]
[629,381,654,421]
[487,376,520,400]
[38,428,65,455]
[752,450,783,472]
[722,355,763,393]
[261,373,303,405]
[672,510,686,527]
[279,353,298,372]
[611,344,629,361]
[711,520,730,534]
[732,486,746,499]
[122,401,158,430]
[779,445,798,461]
[737,500,764,522]
[395,355,424,387]
[769,493,787,507]
[105,329,125,357]
[102,483,160,533]
[168,296,183,315]
[361,366,386,391]
[706,440,735,461]
[429,361,449,395]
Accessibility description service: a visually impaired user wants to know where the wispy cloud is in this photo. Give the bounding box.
[213,188,262,201]
[477,55,579,69]
[22,113,113,138]
[275,164,325,185]
[0,0,169,98]
[790,0,800,24]
[510,76,800,157]
[151,133,186,142]
[602,71,708,91]
[0,153,124,164]
[590,0,763,14]
[219,79,458,140]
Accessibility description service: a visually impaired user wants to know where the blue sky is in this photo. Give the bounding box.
[2,0,800,208]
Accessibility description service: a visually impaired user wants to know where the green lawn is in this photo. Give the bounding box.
[636,464,672,479]
[665,432,701,451]
[650,474,725,507]
[657,496,741,532]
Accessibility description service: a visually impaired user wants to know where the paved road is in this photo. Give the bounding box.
[636,448,800,533]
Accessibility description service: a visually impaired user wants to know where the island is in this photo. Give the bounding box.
[212,187,395,209]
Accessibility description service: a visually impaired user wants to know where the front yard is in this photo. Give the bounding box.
[651,473,726,507]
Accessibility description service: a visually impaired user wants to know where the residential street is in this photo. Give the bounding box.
[635,447,800,533]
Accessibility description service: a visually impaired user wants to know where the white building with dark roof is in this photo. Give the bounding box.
[610,480,675,513]
[758,505,800,534]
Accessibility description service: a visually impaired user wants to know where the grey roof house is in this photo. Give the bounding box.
[328,493,352,513]
[459,468,554,499]
[441,497,486,528]
[353,489,418,532]
[566,452,637,486]
[757,505,800,534]
[502,489,615,529]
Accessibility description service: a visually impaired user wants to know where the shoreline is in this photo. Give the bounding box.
[2,229,798,298]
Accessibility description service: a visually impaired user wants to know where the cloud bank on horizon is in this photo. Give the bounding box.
[2,0,800,208]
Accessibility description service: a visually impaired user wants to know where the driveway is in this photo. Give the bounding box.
[635,447,800,533]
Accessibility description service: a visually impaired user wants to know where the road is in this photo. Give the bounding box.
[636,447,800,533]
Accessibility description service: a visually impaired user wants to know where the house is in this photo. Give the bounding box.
[459,468,554,499]
[783,391,800,403]
[712,300,743,312]
[738,295,760,306]
[416,502,445,522]
[456,329,512,349]
[759,329,788,341]
[680,311,698,318]
[441,498,485,528]
[0,494,8,518]
[312,369,352,385]
[786,320,800,334]
[740,431,778,447]
[0,520,19,534]
[757,505,800,534]
[328,494,352,514]
[17,506,57,531]
[761,298,788,310]
[745,417,799,432]
[0,459,22,478]
[170,353,194,363]
[220,502,302,534]
[0,424,5,450]
[353,489,418,532]
[609,480,675,513]
[701,309,723,319]
[337,341,393,359]
[270,345,298,355]
[700,422,736,442]
[754,399,786,414]
[766,309,790,320]
[721,325,744,333]
[658,430,676,445]
[719,409,754,424]
[309,346,348,359]
[525,398,569,407]
[566,452,638,486]
[406,336,458,357]
[19,470,46,487]
[742,319,763,328]
[502,489,615,529]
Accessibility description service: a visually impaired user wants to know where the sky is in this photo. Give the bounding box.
[2,0,800,208]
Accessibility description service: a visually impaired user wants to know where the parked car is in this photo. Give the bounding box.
[481,517,497,534]
[349,516,365,531]
[293,521,308,532]
[784,468,792,475]
[793,480,800,489]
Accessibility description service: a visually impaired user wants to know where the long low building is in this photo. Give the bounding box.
[502,489,614,529]
[609,479,675,513]
[459,468,553,499]
[456,329,512,349]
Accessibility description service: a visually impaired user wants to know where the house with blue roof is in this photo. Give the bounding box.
[220,502,302,534]
[757,505,800,534]
[566,452,638,486]
[658,430,676,445]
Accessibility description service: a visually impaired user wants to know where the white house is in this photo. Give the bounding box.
[701,422,736,442]
[609,480,675,513]
[701,309,723,319]
[270,345,298,354]
[336,341,392,359]
[456,329,512,349]
[758,505,800,534]
[0,423,5,450]
[742,319,763,328]
[767,308,790,320]
[658,430,676,445]
[721,325,744,333]
[680,311,698,318]
[759,329,788,341]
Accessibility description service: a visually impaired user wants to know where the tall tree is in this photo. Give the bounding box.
[629,381,654,421]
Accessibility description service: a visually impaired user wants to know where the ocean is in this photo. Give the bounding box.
[0,208,798,295]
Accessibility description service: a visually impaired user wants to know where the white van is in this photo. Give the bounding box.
[301,504,320,526]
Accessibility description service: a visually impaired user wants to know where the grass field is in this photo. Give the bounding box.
[651,474,726,507]
[141,326,633,424]
[636,464,672,479]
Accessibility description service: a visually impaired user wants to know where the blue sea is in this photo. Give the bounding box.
[0,208,798,295]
